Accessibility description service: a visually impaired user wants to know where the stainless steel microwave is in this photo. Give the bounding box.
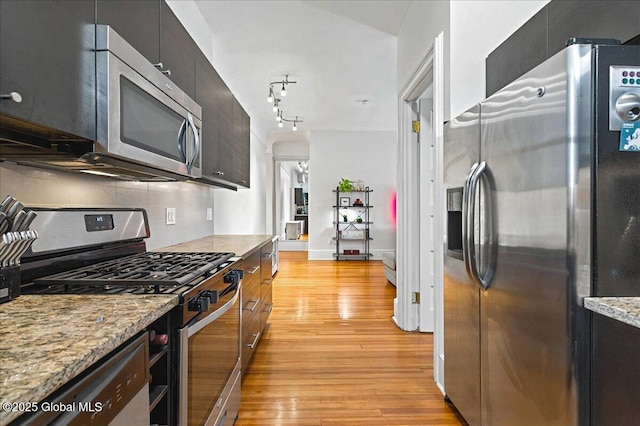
[95,25,202,179]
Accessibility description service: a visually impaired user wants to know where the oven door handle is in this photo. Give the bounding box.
[187,283,240,337]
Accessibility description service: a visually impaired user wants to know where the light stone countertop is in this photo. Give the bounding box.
[584,297,640,329]
[0,294,178,424]
[156,234,274,258]
[0,234,271,424]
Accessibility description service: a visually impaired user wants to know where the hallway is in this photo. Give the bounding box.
[237,252,464,425]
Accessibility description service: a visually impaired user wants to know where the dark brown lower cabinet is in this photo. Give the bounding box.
[591,313,640,426]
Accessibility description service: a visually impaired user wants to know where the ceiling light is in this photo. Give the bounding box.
[265,75,303,129]
[278,121,283,128]
[281,114,303,131]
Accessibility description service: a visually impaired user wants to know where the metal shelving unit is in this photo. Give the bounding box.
[332,186,372,260]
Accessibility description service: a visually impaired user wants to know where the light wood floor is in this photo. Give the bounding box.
[237,252,465,425]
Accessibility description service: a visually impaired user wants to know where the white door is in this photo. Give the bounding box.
[418,95,438,332]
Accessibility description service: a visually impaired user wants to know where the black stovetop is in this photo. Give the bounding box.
[29,251,235,295]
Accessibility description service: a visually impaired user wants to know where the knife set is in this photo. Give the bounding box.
[0,195,38,304]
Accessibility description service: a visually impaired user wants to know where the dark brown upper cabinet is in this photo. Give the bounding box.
[0,0,96,141]
[195,49,250,188]
[96,0,196,100]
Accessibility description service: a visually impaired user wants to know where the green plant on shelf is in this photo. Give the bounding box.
[338,178,354,192]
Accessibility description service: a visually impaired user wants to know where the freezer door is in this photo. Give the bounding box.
[443,105,482,426]
[479,45,592,426]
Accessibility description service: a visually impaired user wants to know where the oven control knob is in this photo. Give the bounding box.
[224,269,243,284]
[188,295,210,312]
[201,290,218,304]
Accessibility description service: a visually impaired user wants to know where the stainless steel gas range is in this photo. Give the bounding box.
[20,208,242,426]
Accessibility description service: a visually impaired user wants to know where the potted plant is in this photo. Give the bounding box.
[338,178,354,192]
[355,214,363,223]
[342,209,349,222]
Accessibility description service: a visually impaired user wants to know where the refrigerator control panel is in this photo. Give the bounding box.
[614,67,640,87]
[609,65,640,131]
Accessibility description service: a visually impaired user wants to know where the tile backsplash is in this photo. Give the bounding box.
[0,162,214,250]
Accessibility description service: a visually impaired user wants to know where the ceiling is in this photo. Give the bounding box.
[194,1,410,141]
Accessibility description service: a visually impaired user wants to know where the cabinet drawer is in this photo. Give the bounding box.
[241,313,261,372]
[260,286,273,332]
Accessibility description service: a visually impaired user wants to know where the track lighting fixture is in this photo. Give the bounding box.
[265,75,302,130]
[266,75,296,103]
[281,114,302,132]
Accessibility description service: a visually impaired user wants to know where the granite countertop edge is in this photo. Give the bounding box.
[0,295,178,424]
[584,297,640,329]
[156,234,274,258]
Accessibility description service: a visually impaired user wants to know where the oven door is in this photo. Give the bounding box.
[179,281,241,426]
[96,29,201,179]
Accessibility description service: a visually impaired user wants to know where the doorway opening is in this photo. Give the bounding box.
[274,158,310,251]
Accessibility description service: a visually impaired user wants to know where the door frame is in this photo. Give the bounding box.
[395,32,445,390]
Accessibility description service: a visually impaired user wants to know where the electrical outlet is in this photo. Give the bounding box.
[165,207,176,225]
[206,208,213,221]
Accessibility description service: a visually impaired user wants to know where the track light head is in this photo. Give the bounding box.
[267,87,274,103]
[281,83,286,97]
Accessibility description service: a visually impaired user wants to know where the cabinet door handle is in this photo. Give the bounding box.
[162,69,172,76]
[214,171,224,176]
[244,299,259,312]
[265,304,273,313]
[263,253,273,259]
[245,332,261,349]
[247,265,260,275]
[0,92,22,103]
[153,62,164,69]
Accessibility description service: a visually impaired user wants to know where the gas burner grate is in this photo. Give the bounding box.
[33,252,235,288]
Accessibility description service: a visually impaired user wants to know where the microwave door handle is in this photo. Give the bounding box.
[186,113,200,173]
[177,119,188,163]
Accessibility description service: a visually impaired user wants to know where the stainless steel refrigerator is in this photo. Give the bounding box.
[443,40,640,426]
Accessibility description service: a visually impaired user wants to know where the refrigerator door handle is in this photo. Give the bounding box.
[462,162,480,280]
[465,161,494,290]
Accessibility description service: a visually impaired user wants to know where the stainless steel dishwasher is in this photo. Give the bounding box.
[12,333,150,426]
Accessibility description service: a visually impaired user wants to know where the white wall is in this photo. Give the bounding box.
[308,130,397,260]
[397,0,549,121]
[449,0,549,118]
[169,0,269,236]
[397,1,450,116]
